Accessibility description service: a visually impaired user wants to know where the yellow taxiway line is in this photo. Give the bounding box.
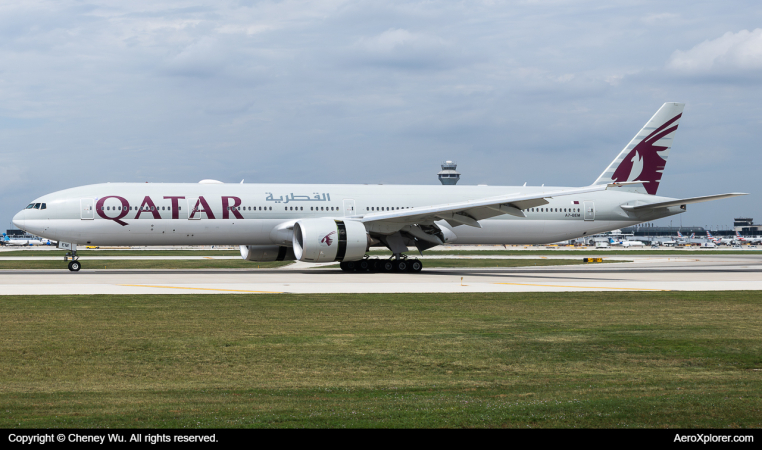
[119,284,282,294]
[494,282,669,291]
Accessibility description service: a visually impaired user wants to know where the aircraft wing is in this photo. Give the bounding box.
[358,184,617,228]
[620,193,748,211]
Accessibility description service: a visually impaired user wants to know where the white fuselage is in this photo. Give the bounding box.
[12,183,685,247]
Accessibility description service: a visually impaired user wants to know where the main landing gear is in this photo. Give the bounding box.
[339,256,423,273]
[65,251,81,272]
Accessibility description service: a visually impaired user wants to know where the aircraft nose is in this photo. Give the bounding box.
[12,210,25,230]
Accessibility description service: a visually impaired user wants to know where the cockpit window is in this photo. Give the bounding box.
[26,203,34,209]
[34,203,41,209]
[40,203,47,210]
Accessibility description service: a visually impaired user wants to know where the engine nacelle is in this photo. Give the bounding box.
[240,245,295,261]
[292,218,369,262]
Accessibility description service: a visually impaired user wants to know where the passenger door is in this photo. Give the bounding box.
[80,198,94,220]
[343,199,356,217]
[187,198,200,220]
[584,201,595,221]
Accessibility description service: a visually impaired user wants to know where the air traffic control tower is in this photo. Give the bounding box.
[438,161,461,185]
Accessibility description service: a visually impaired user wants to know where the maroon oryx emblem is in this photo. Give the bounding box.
[611,113,681,195]
[321,231,336,246]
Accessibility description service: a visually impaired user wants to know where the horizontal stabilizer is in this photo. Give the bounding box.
[620,193,748,211]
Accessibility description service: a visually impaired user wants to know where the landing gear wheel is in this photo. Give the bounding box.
[345,261,356,272]
[395,260,408,272]
[371,260,383,272]
[410,259,422,273]
[359,260,370,272]
[339,262,348,271]
[382,260,394,272]
[68,261,81,272]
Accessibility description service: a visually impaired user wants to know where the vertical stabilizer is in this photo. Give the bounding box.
[594,102,684,195]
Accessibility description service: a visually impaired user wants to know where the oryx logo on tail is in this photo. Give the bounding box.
[594,103,685,195]
[611,113,681,195]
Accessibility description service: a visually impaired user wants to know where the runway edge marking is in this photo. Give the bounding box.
[494,282,670,291]
[119,284,283,294]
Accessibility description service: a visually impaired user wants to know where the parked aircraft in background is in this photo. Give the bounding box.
[675,231,696,244]
[735,231,762,244]
[11,103,747,271]
[1,233,54,246]
[707,231,732,245]
[609,238,645,247]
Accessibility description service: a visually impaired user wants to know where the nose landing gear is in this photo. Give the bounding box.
[65,250,81,272]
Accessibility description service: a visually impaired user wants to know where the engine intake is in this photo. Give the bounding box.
[240,245,295,261]
[292,218,369,262]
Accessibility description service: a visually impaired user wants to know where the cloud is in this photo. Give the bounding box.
[348,28,465,70]
[667,28,762,73]
[163,37,227,78]
[0,1,759,228]
[0,164,26,190]
[642,13,678,25]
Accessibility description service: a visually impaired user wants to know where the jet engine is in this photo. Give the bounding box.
[292,218,369,262]
[240,245,296,261]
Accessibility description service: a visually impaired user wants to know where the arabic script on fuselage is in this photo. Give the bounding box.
[265,193,331,204]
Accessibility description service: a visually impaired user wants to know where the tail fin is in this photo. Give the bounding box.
[594,102,685,195]
[677,231,683,238]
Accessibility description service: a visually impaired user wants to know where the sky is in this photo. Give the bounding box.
[1,0,761,230]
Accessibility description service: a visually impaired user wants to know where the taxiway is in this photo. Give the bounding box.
[0,254,760,294]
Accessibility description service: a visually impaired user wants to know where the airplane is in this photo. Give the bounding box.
[608,238,645,247]
[1,233,54,246]
[735,231,762,244]
[706,231,732,245]
[11,102,748,272]
[676,231,695,243]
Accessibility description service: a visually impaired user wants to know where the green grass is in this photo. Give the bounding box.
[0,260,292,270]
[320,259,628,269]
[1,292,761,428]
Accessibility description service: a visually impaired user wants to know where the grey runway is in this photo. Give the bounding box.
[0,254,760,294]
